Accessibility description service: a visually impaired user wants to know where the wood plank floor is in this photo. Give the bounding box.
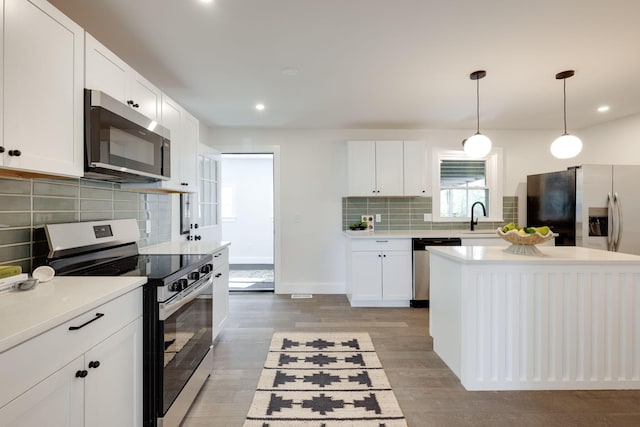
[182,293,640,426]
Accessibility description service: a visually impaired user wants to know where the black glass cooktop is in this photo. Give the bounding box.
[56,253,212,284]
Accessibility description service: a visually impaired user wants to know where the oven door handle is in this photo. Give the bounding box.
[159,276,212,321]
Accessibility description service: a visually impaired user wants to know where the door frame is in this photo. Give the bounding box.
[217,145,281,293]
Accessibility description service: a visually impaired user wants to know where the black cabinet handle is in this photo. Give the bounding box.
[133,103,139,108]
[195,235,201,241]
[8,150,21,157]
[75,370,88,378]
[0,146,4,153]
[215,273,222,278]
[88,361,100,369]
[127,100,134,105]
[69,313,104,331]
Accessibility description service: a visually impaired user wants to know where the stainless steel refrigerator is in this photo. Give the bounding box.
[527,164,640,255]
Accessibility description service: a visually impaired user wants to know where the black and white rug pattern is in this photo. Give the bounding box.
[243,332,407,427]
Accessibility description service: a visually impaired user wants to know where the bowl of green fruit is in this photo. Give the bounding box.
[497,223,553,255]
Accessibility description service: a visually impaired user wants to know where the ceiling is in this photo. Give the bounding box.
[49,0,640,131]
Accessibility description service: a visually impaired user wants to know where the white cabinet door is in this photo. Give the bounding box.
[180,110,199,190]
[129,72,161,123]
[375,141,404,196]
[350,251,383,300]
[212,261,229,340]
[403,140,428,196]
[160,95,183,190]
[0,356,84,427]
[85,33,161,123]
[85,33,129,104]
[347,141,376,196]
[2,0,84,177]
[381,251,412,300]
[84,318,143,427]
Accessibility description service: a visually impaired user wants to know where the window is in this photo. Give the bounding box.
[431,148,503,222]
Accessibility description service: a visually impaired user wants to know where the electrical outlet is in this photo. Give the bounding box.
[424,213,432,222]
[375,214,381,222]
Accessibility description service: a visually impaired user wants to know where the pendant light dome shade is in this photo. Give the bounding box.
[463,70,492,158]
[550,133,583,159]
[551,70,582,159]
[463,133,492,158]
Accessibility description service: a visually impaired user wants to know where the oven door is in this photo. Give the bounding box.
[158,278,213,420]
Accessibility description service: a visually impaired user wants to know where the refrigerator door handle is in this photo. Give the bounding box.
[614,192,622,252]
[607,192,615,251]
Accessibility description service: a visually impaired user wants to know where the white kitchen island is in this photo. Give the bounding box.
[428,245,640,391]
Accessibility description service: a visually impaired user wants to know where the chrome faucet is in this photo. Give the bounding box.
[470,201,487,231]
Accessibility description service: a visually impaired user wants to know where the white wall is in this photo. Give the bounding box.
[221,155,274,264]
[203,114,640,294]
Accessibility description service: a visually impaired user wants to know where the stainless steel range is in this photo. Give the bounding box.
[45,219,214,427]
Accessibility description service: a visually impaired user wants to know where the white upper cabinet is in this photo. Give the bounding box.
[180,109,199,191]
[85,33,161,122]
[374,141,404,195]
[347,140,416,196]
[347,141,377,196]
[1,0,84,177]
[403,140,428,196]
[153,94,182,191]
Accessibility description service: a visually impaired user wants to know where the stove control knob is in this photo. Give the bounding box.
[170,282,180,292]
[178,278,189,290]
[200,264,213,274]
[188,271,200,281]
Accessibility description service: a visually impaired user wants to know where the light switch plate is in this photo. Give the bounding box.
[375,214,381,222]
[424,213,432,222]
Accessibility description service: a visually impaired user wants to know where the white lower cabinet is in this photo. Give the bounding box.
[84,319,142,427]
[0,288,143,427]
[211,248,229,340]
[0,356,84,427]
[347,238,412,307]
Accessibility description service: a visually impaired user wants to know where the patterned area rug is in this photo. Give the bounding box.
[243,332,407,427]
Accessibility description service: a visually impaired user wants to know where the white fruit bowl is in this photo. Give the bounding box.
[496,228,554,255]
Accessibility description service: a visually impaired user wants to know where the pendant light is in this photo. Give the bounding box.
[463,70,492,158]
[550,70,582,159]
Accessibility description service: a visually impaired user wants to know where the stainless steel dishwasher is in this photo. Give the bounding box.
[411,237,461,307]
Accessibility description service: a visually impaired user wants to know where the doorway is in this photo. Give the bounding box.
[221,153,275,291]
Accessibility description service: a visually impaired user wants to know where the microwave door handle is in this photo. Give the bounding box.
[614,192,622,252]
[607,193,614,251]
[159,276,212,321]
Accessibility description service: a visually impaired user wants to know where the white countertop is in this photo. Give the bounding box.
[428,245,640,264]
[0,276,146,354]
[343,230,500,239]
[140,240,231,255]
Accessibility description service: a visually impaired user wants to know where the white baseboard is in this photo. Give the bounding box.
[275,282,346,295]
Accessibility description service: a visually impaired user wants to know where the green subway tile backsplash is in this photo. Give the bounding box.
[342,196,518,231]
[0,177,172,272]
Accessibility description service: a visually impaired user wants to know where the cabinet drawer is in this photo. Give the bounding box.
[0,288,142,407]
[350,238,410,252]
[212,247,228,271]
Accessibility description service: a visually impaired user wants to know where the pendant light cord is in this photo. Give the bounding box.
[476,78,480,133]
[562,78,567,134]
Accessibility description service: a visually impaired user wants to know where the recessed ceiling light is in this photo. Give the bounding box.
[597,105,610,113]
[255,103,265,111]
[199,0,213,4]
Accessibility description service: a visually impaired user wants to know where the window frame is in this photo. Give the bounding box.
[430,147,503,222]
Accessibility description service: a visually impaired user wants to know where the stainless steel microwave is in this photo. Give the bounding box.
[84,89,170,182]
